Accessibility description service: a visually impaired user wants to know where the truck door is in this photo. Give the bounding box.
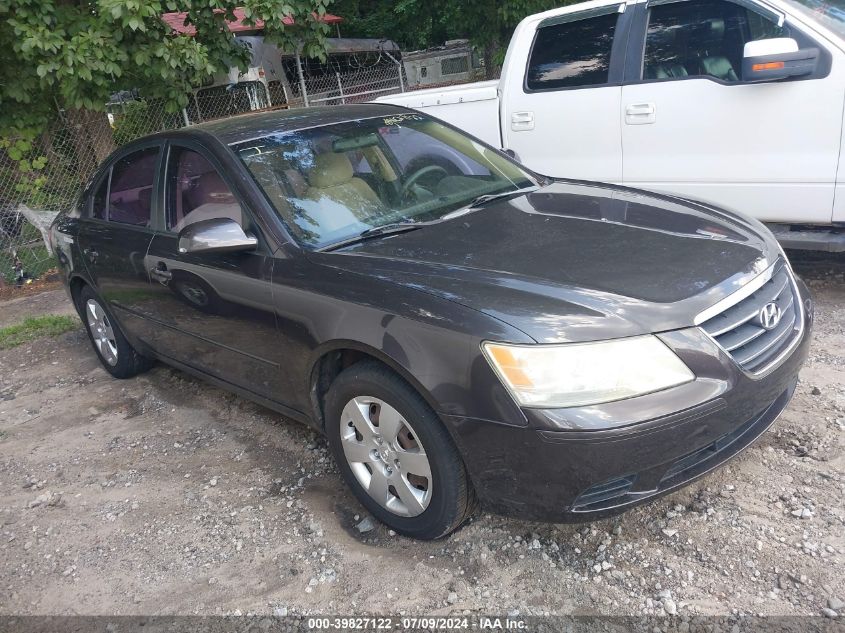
[500,4,630,183]
[620,0,844,224]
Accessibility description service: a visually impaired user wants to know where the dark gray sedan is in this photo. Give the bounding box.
[51,104,812,539]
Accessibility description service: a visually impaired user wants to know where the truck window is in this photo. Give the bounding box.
[526,12,619,91]
[643,0,791,82]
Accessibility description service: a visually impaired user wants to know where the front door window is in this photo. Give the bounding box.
[644,0,791,82]
[166,147,245,233]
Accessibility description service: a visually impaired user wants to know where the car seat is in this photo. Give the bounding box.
[698,18,739,81]
[304,153,383,217]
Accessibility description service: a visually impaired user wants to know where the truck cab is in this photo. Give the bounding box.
[377,0,845,251]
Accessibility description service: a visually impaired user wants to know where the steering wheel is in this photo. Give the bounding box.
[400,165,449,201]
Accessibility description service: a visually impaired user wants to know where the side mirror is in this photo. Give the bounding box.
[742,38,819,82]
[178,218,257,254]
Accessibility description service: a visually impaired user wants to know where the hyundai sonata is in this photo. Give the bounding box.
[51,104,812,539]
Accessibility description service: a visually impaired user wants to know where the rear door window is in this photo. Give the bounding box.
[526,11,620,91]
[106,147,159,226]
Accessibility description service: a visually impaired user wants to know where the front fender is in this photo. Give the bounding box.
[272,256,531,428]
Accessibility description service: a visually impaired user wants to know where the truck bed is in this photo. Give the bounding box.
[374,80,501,148]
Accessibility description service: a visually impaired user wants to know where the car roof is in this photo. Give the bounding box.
[190,103,410,145]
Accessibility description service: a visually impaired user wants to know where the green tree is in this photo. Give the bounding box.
[332,0,576,77]
[442,0,571,77]
[0,0,333,199]
[329,0,444,51]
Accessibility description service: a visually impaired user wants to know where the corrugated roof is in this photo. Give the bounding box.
[161,8,343,36]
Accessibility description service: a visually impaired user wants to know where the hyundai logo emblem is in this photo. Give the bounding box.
[759,302,782,331]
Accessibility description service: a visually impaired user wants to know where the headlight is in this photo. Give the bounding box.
[482,335,694,409]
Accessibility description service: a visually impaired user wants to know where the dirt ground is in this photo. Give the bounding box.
[0,253,843,618]
[0,280,75,329]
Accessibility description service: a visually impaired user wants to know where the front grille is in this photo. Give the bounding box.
[700,261,801,373]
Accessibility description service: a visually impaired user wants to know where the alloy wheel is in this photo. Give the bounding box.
[85,298,118,366]
[339,396,433,517]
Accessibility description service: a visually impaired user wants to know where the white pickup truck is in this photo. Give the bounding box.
[376,0,845,251]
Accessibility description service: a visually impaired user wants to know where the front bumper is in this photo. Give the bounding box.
[444,279,813,522]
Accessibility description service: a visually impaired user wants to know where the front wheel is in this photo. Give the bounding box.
[325,361,476,539]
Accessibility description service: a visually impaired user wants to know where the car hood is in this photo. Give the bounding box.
[311,181,781,344]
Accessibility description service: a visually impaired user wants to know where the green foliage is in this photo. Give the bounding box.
[329,0,439,50]
[0,314,79,349]
[0,134,49,204]
[110,100,176,146]
[332,0,577,71]
[1,0,333,129]
[0,0,333,198]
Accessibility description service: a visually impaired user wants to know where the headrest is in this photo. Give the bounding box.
[710,18,725,37]
[138,187,152,207]
[306,152,354,189]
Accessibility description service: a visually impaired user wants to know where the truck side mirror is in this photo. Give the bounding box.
[742,38,819,82]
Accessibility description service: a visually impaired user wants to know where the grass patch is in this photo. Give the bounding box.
[0,314,79,349]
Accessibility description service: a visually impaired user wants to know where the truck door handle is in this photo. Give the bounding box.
[150,263,172,282]
[511,111,535,132]
[625,103,656,125]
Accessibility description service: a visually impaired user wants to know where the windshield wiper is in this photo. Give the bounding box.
[464,185,540,210]
[358,222,423,239]
[319,222,426,252]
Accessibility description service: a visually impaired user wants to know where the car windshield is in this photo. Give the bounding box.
[782,0,845,38]
[235,113,539,249]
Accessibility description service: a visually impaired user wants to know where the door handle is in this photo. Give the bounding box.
[150,263,172,282]
[511,111,535,132]
[625,103,656,125]
[626,103,655,115]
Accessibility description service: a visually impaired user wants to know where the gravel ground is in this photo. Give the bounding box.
[0,252,843,618]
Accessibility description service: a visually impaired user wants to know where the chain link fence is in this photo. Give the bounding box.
[0,58,475,288]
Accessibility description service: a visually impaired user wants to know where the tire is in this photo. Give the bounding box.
[78,285,154,379]
[325,361,476,540]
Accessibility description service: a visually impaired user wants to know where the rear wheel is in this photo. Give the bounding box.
[325,361,476,539]
[79,285,154,379]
